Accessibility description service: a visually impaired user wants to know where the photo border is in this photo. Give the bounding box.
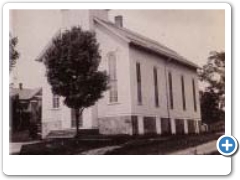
[3,2,231,175]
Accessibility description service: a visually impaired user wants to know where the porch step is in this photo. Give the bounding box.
[46,129,99,139]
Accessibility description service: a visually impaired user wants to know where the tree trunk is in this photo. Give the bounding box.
[75,108,80,137]
[75,108,83,138]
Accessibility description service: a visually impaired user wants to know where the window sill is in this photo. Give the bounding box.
[51,108,61,110]
[107,102,120,106]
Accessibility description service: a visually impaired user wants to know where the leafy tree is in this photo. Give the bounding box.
[44,27,109,137]
[9,35,19,72]
[199,90,224,124]
[199,51,225,124]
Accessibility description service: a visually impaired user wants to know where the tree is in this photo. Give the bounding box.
[9,35,19,72]
[198,51,225,124]
[199,90,224,124]
[44,27,109,137]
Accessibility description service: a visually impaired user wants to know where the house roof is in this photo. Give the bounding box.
[94,18,199,69]
[10,88,42,100]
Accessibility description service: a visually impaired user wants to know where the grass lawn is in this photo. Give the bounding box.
[19,133,221,155]
[19,135,130,155]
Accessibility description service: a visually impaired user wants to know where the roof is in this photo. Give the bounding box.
[36,17,198,69]
[10,88,42,100]
[94,18,199,69]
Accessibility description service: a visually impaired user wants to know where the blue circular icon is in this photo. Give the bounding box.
[217,135,238,156]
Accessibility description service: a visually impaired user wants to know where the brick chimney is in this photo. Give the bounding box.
[115,15,123,28]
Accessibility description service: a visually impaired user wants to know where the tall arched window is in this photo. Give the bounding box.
[108,52,118,103]
[168,71,174,109]
[153,67,159,107]
[181,75,186,111]
[136,62,142,105]
[192,78,197,112]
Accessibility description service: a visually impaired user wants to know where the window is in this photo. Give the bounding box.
[168,72,174,109]
[52,94,60,108]
[181,75,186,110]
[192,78,197,112]
[153,67,159,107]
[136,62,142,104]
[108,52,118,103]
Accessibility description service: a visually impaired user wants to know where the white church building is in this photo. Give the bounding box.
[10,10,201,138]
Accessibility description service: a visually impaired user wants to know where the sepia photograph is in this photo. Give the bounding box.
[9,8,225,155]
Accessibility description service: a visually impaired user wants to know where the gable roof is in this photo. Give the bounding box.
[36,17,198,69]
[94,18,199,69]
[10,88,42,100]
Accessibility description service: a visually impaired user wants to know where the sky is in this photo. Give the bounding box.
[11,9,225,88]
[109,10,225,66]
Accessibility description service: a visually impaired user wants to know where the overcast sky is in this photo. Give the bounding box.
[109,10,225,66]
[11,10,225,88]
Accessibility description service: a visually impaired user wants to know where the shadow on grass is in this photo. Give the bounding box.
[20,134,131,155]
[19,133,221,155]
[105,133,221,155]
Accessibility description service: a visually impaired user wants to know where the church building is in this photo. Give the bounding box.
[10,10,201,138]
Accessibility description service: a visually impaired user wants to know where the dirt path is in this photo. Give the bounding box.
[80,145,121,155]
[10,141,40,154]
[169,140,218,155]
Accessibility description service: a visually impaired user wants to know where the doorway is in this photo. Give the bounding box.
[71,109,83,128]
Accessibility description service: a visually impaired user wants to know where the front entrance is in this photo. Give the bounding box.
[71,109,83,128]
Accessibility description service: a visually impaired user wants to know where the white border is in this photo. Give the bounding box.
[3,3,231,175]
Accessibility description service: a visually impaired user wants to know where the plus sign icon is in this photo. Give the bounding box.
[217,135,238,156]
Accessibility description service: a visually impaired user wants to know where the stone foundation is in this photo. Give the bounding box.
[175,119,185,134]
[98,116,133,135]
[161,118,171,135]
[86,116,200,136]
[143,117,157,134]
[187,119,196,134]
